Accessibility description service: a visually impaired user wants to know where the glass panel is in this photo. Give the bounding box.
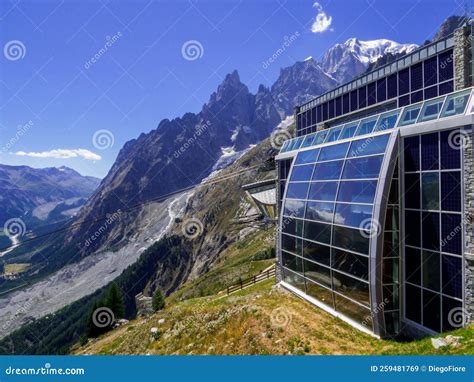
[405,210,421,247]
[312,160,344,180]
[441,213,462,255]
[290,165,313,181]
[398,104,421,126]
[355,117,377,136]
[441,172,461,211]
[405,246,421,285]
[423,290,441,332]
[342,156,384,179]
[319,142,349,161]
[404,173,420,209]
[405,284,421,324]
[404,135,420,172]
[348,134,389,157]
[302,240,330,266]
[442,255,462,298]
[442,296,463,331]
[375,111,399,131]
[282,268,306,291]
[332,271,370,306]
[325,126,343,142]
[300,133,317,148]
[332,248,369,280]
[337,180,377,203]
[295,148,319,165]
[282,250,303,272]
[440,129,461,169]
[282,217,304,236]
[283,199,305,218]
[280,140,290,152]
[422,250,440,291]
[333,225,370,255]
[304,259,331,287]
[421,173,439,210]
[334,294,372,329]
[281,235,301,255]
[382,258,399,284]
[307,181,338,201]
[339,122,358,140]
[422,212,440,251]
[417,96,444,122]
[334,203,373,229]
[421,132,439,170]
[286,182,310,199]
[314,130,329,145]
[305,201,334,223]
[306,279,333,307]
[439,89,471,118]
[303,220,331,244]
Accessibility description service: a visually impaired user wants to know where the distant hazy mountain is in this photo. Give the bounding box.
[0,164,100,230]
[320,38,418,83]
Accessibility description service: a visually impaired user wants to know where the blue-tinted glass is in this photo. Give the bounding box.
[305,201,334,223]
[280,140,289,152]
[335,203,373,229]
[301,112,307,128]
[376,112,399,131]
[283,199,305,218]
[307,181,338,201]
[293,137,304,149]
[405,210,421,247]
[342,156,383,179]
[421,133,439,170]
[313,160,344,180]
[404,136,420,171]
[439,81,453,95]
[335,96,342,117]
[343,93,350,114]
[333,225,369,254]
[399,105,421,126]
[441,213,462,255]
[442,255,462,298]
[304,220,331,244]
[438,50,453,81]
[314,130,328,145]
[337,180,377,203]
[348,134,389,157]
[377,78,387,102]
[319,142,349,161]
[311,106,317,124]
[424,56,437,87]
[410,62,423,91]
[404,173,420,209]
[290,165,313,181]
[323,102,328,120]
[387,73,397,99]
[410,90,423,104]
[398,68,409,95]
[398,95,410,107]
[339,123,358,140]
[422,212,440,251]
[300,133,317,149]
[441,172,461,211]
[367,82,376,106]
[325,126,343,142]
[295,148,319,164]
[358,86,367,108]
[350,90,358,111]
[440,129,461,169]
[317,104,322,122]
[440,89,471,118]
[286,182,309,199]
[356,118,377,136]
[424,85,438,100]
[297,114,303,131]
[328,99,335,119]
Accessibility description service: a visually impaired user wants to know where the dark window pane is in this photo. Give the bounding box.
[313,160,344,180]
[367,82,376,106]
[423,289,441,332]
[358,86,367,108]
[311,106,317,125]
[335,203,373,229]
[303,259,331,287]
[384,230,400,258]
[410,90,423,103]
[424,56,437,87]
[442,255,462,298]
[282,267,306,291]
[405,284,421,324]
[328,99,335,119]
[441,172,461,211]
[439,81,453,95]
[343,93,350,114]
[383,258,399,284]
[303,240,330,266]
[333,225,370,254]
[405,246,421,285]
[387,73,397,99]
[399,95,410,107]
[377,78,387,103]
[297,114,303,131]
[305,201,334,223]
[323,102,328,121]
[337,180,377,203]
[421,173,439,210]
[332,248,369,280]
[282,250,303,272]
[290,165,313,181]
[440,129,461,169]
[410,62,423,91]
[405,173,420,209]
[405,210,421,247]
[317,104,323,121]
[282,235,301,255]
[422,212,440,251]
[283,199,305,218]
[398,68,409,95]
[304,220,331,244]
[319,142,349,161]
[383,284,399,310]
[404,135,420,172]
[286,182,309,199]
[334,294,372,329]
[295,149,319,164]
[342,156,383,179]
[441,213,462,255]
[350,90,358,111]
[421,133,439,170]
[282,217,304,236]
[306,279,334,307]
[442,296,463,331]
[308,181,338,201]
[423,250,440,291]
[424,85,438,100]
[438,49,453,81]
[333,271,370,306]
[348,134,389,157]
[335,96,342,117]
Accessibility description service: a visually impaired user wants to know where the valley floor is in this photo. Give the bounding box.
[73,279,474,356]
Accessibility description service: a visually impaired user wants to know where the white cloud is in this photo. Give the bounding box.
[11,148,102,161]
[311,2,333,33]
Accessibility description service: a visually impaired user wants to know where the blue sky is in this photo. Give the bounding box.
[0,0,464,178]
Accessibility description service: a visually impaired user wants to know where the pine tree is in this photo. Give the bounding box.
[152,289,165,312]
[105,282,125,319]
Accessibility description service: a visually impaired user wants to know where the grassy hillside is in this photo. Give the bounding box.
[73,278,474,355]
